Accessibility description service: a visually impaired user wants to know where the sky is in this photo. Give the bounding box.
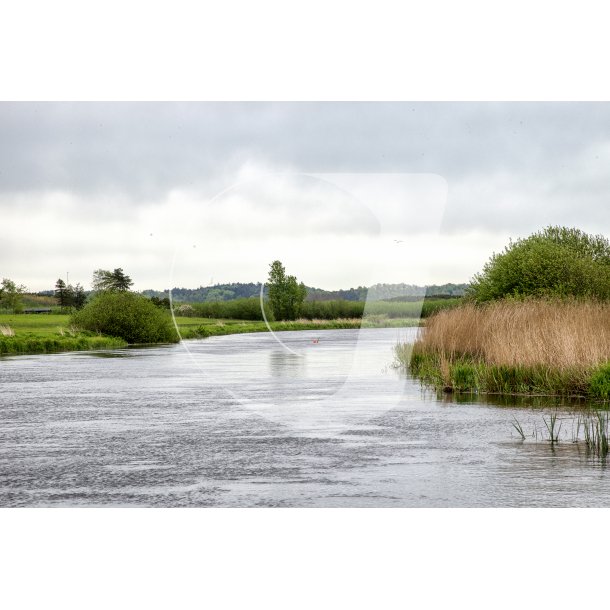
[1,102,610,292]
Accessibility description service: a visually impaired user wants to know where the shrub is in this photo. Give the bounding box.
[71,291,179,344]
[467,226,610,302]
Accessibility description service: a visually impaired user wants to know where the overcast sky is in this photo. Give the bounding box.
[2,102,610,292]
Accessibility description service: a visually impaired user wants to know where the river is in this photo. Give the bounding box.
[1,327,609,507]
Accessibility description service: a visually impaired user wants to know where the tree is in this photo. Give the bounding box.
[72,283,87,310]
[55,278,68,308]
[150,296,171,309]
[92,268,134,292]
[71,291,178,344]
[267,260,307,320]
[466,226,610,302]
[55,279,86,310]
[0,278,27,313]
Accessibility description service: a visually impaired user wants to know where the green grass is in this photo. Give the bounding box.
[0,314,72,335]
[0,313,421,355]
[396,348,610,401]
[175,316,420,339]
[0,313,127,355]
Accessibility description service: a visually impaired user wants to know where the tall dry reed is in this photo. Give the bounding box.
[414,299,610,371]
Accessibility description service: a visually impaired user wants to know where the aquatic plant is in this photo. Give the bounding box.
[398,299,610,397]
[543,412,561,443]
[590,363,610,400]
[511,417,526,441]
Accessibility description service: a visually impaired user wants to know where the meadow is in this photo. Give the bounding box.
[0,313,127,355]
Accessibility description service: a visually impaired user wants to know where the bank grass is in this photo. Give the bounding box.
[0,334,127,355]
[396,299,610,399]
[0,312,420,356]
[176,315,420,339]
[0,313,126,355]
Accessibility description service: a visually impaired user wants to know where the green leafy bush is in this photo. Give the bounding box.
[71,291,179,344]
[467,226,610,302]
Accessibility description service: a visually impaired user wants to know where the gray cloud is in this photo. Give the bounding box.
[2,102,610,289]
[3,102,610,200]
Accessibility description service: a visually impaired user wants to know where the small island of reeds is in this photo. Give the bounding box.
[396,226,610,400]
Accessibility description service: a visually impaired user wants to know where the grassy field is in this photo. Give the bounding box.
[0,313,128,355]
[0,314,75,335]
[0,313,421,356]
[396,299,610,400]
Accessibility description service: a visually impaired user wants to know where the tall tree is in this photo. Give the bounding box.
[55,278,68,308]
[92,268,134,292]
[267,260,307,321]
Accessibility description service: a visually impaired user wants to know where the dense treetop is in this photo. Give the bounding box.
[467,226,610,302]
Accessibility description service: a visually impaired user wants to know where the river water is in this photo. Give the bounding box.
[1,327,609,507]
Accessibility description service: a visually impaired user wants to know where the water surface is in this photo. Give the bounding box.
[1,328,608,507]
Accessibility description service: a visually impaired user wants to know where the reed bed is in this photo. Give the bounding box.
[398,299,610,397]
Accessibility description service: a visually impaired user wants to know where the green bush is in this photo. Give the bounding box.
[467,226,610,302]
[71,292,179,344]
[590,363,610,400]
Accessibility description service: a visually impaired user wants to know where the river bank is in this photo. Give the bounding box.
[0,313,421,356]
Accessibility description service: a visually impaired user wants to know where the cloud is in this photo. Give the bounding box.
[2,102,610,289]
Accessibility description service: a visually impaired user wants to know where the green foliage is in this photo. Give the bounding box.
[92,268,134,292]
[183,296,459,321]
[590,363,610,400]
[0,278,27,313]
[55,278,67,307]
[150,296,171,310]
[55,279,87,311]
[267,260,307,321]
[190,297,270,320]
[467,226,610,302]
[142,283,263,303]
[71,291,178,344]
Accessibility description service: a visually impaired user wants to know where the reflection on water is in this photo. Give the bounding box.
[268,351,307,378]
[440,390,593,410]
[1,327,610,507]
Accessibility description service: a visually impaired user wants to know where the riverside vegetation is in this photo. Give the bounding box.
[396,227,610,400]
[2,256,459,355]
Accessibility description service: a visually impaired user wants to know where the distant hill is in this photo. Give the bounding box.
[141,282,467,303]
[142,283,262,303]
